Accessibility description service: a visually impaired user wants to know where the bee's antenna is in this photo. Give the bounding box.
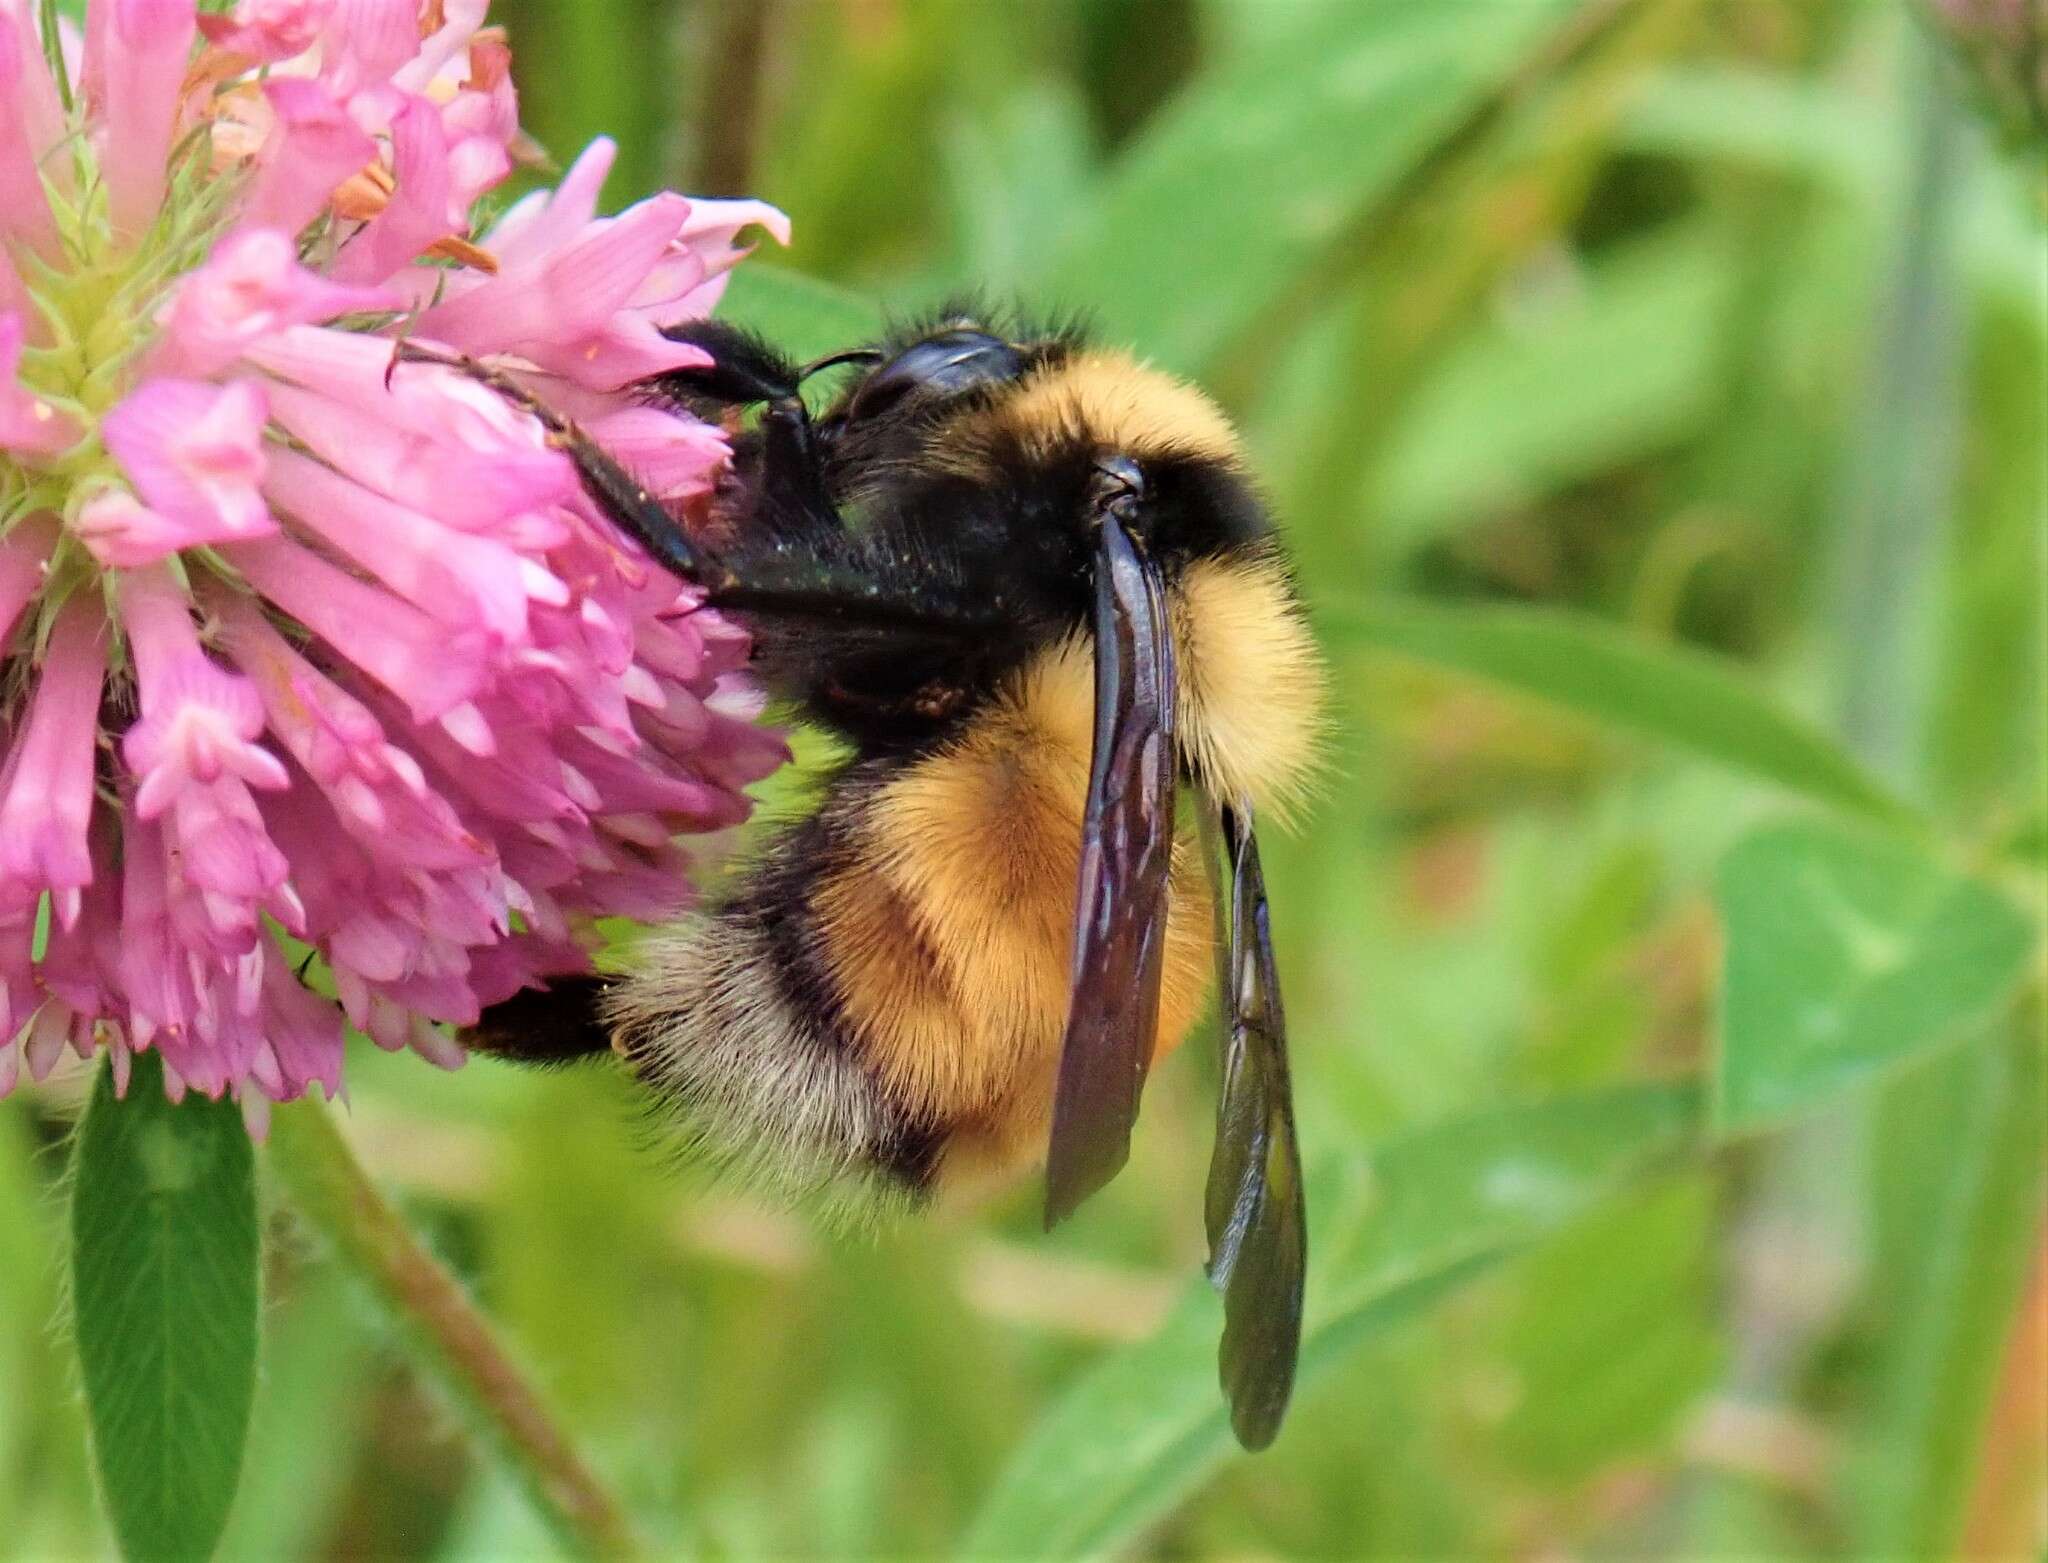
[798,348,883,383]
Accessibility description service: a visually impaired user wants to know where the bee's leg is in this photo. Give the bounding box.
[395,343,1003,637]
[540,403,1006,638]
[649,320,805,408]
[651,322,838,529]
[464,975,613,1064]
[392,341,730,589]
[754,396,838,529]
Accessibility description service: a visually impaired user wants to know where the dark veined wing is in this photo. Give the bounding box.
[1202,798,1306,1451]
[1043,511,1179,1228]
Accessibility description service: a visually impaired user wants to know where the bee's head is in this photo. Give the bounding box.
[827,325,1028,422]
[825,324,1277,577]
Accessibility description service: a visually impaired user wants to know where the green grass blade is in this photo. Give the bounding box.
[1327,598,1921,826]
[1713,819,2037,1133]
[1850,1027,2047,1558]
[71,1053,259,1562]
[959,1083,1700,1559]
[1032,0,1583,375]
[1373,227,1735,551]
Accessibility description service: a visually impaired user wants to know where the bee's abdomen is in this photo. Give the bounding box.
[603,803,952,1217]
[608,640,1211,1212]
[815,640,1213,1197]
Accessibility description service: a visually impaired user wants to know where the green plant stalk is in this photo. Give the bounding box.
[1830,24,2044,1561]
[1831,23,1965,788]
[267,1100,642,1561]
[493,0,675,200]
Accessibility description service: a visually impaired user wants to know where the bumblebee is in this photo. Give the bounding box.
[426,309,1327,1449]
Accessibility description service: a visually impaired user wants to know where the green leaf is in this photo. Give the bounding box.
[71,1053,259,1562]
[717,264,881,363]
[1713,820,2038,1133]
[941,83,1095,287]
[959,1083,1700,1559]
[1374,228,1735,550]
[1327,598,1918,825]
[1495,1178,1723,1482]
[1031,0,1583,374]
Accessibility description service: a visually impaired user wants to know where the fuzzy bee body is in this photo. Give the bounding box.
[611,634,1219,1216]
[449,313,1325,1448]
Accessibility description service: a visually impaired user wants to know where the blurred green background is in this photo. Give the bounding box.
[6,1,2044,1558]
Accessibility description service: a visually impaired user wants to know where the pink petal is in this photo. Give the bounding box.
[261,367,574,531]
[478,137,614,267]
[531,314,714,392]
[250,944,343,1098]
[78,0,110,110]
[639,197,790,322]
[38,826,121,1013]
[73,487,196,569]
[222,534,489,722]
[678,195,793,253]
[0,247,29,328]
[0,19,60,260]
[23,1001,75,1081]
[102,377,277,547]
[0,0,790,1115]
[0,510,55,645]
[0,1,66,164]
[445,43,513,125]
[661,197,792,322]
[196,0,336,62]
[0,597,108,912]
[415,192,690,365]
[163,778,289,906]
[153,228,395,378]
[261,446,559,643]
[212,595,487,870]
[99,0,197,239]
[391,0,486,92]
[119,810,203,1032]
[444,130,511,220]
[239,77,375,236]
[330,94,453,284]
[118,567,288,817]
[316,0,415,93]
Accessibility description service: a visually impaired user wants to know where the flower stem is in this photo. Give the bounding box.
[268,1098,643,1560]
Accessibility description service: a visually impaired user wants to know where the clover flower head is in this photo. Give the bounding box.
[0,0,789,1119]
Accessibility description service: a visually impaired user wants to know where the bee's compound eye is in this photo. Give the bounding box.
[846,330,1025,422]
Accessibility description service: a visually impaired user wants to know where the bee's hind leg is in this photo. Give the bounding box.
[464,975,615,1065]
